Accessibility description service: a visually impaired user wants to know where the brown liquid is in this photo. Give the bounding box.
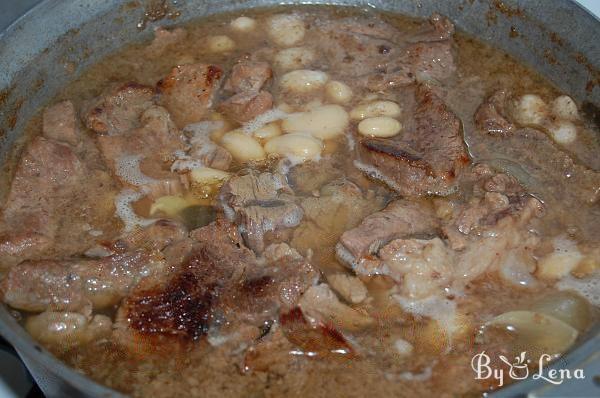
[3,5,599,397]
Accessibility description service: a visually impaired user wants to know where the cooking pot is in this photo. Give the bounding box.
[0,1,598,397]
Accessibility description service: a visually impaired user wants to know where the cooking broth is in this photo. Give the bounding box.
[1,6,599,397]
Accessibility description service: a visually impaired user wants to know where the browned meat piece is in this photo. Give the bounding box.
[389,13,456,85]
[145,26,187,58]
[220,61,273,123]
[315,17,399,78]
[298,284,373,331]
[336,199,438,264]
[224,61,272,93]
[158,63,223,128]
[357,85,470,196]
[199,145,232,171]
[424,12,456,41]
[349,165,544,299]
[315,14,400,77]
[471,99,600,236]
[96,105,186,179]
[220,172,303,254]
[83,83,155,135]
[287,158,344,194]
[43,100,79,145]
[0,137,85,266]
[108,219,188,253]
[474,91,515,135]
[115,221,317,347]
[403,41,455,82]
[0,250,163,312]
[179,121,233,171]
[219,90,273,123]
[316,13,456,90]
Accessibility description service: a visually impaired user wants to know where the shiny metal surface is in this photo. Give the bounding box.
[0,1,598,397]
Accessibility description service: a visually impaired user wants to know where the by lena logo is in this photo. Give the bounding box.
[471,351,585,387]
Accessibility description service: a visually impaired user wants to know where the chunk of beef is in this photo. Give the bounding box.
[0,250,164,312]
[402,41,455,82]
[220,172,303,254]
[360,237,453,299]
[353,168,544,300]
[220,61,273,123]
[376,13,456,88]
[114,221,317,348]
[474,90,515,135]
[315,17,399,78]
[224,61,272,93]
[108,219,188,253]
[357,85,470,196]
[336,199,438,265]
[287,158,344,194]
[145,26,187,58]
[291,179,385,268]
[221,243,319,325]
[315,13,456,90]
[0,137,85,266]
[173,121,232,171]
[157,63,223,128]
[471,98,600,236]
[219,90,273,123]
[418,12,456,41]
[298,284,373,331]
[96,105,186,180]
[43,100,79,145]
[83,83,155,135]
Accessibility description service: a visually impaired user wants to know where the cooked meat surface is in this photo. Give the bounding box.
[83,83,155,135]
[115,220,317,346]
[1,250,163,313]
[0,137,85,265]
[337,199,438,263]
[357,85,469,196]
[157,63,223,128]
[43,100,80,145]
[220,172,303,254]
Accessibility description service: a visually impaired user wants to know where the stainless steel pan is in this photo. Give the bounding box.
[0,1,598,397]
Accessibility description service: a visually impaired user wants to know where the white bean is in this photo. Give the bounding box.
[282,105,349,140]
[350,100,401,120]
[190,167,231,185]
[221,130,266,162]
[230,16,256,32]
[325,81,353,104]
[264,133,323,161]
[207,35,235,53]
[274,47,316,70]
[552,95,579,121]
[512,94,548,125]
[358,116,402,137]
[549,121,577,144]
[253,122,282,140]
[268,14,305,47]
[150,195,190,217]
[25,312,112,346]
[280,70,328,93]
